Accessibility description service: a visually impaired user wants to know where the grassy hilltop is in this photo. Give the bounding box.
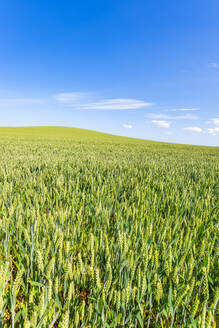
[0,127,218,327]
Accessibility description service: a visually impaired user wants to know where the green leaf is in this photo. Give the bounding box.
[28,280,44,287]
[137,311,143,328]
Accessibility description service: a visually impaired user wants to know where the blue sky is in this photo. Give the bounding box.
[0,0,218,146]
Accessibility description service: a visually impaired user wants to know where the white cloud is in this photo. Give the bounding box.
[207,127,219,136]
[168,108,200,112]
[212,118,219,126]
[209,63,218,69]
[123,124,132,129]
[0,98,45,105]
[122,124,132,129]
[205,118,219,136]
[152,120,171,128]
[183,127,203,133]
[55,93,152,110]
[146,113,198,120]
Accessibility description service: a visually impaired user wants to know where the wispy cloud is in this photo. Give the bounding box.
[146,113,199,120]
[183,127,203,133]
[167,108,200,112]
[208,62,218,69]
[146,114,167,119]
[55,92,152,110]
[55,92,91,103]
[0,98,45,105]
[152,120,171,128]
[81,99,151,110]
[123,124,132,129]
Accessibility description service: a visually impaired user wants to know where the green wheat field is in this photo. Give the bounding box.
[0,127,218,327]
